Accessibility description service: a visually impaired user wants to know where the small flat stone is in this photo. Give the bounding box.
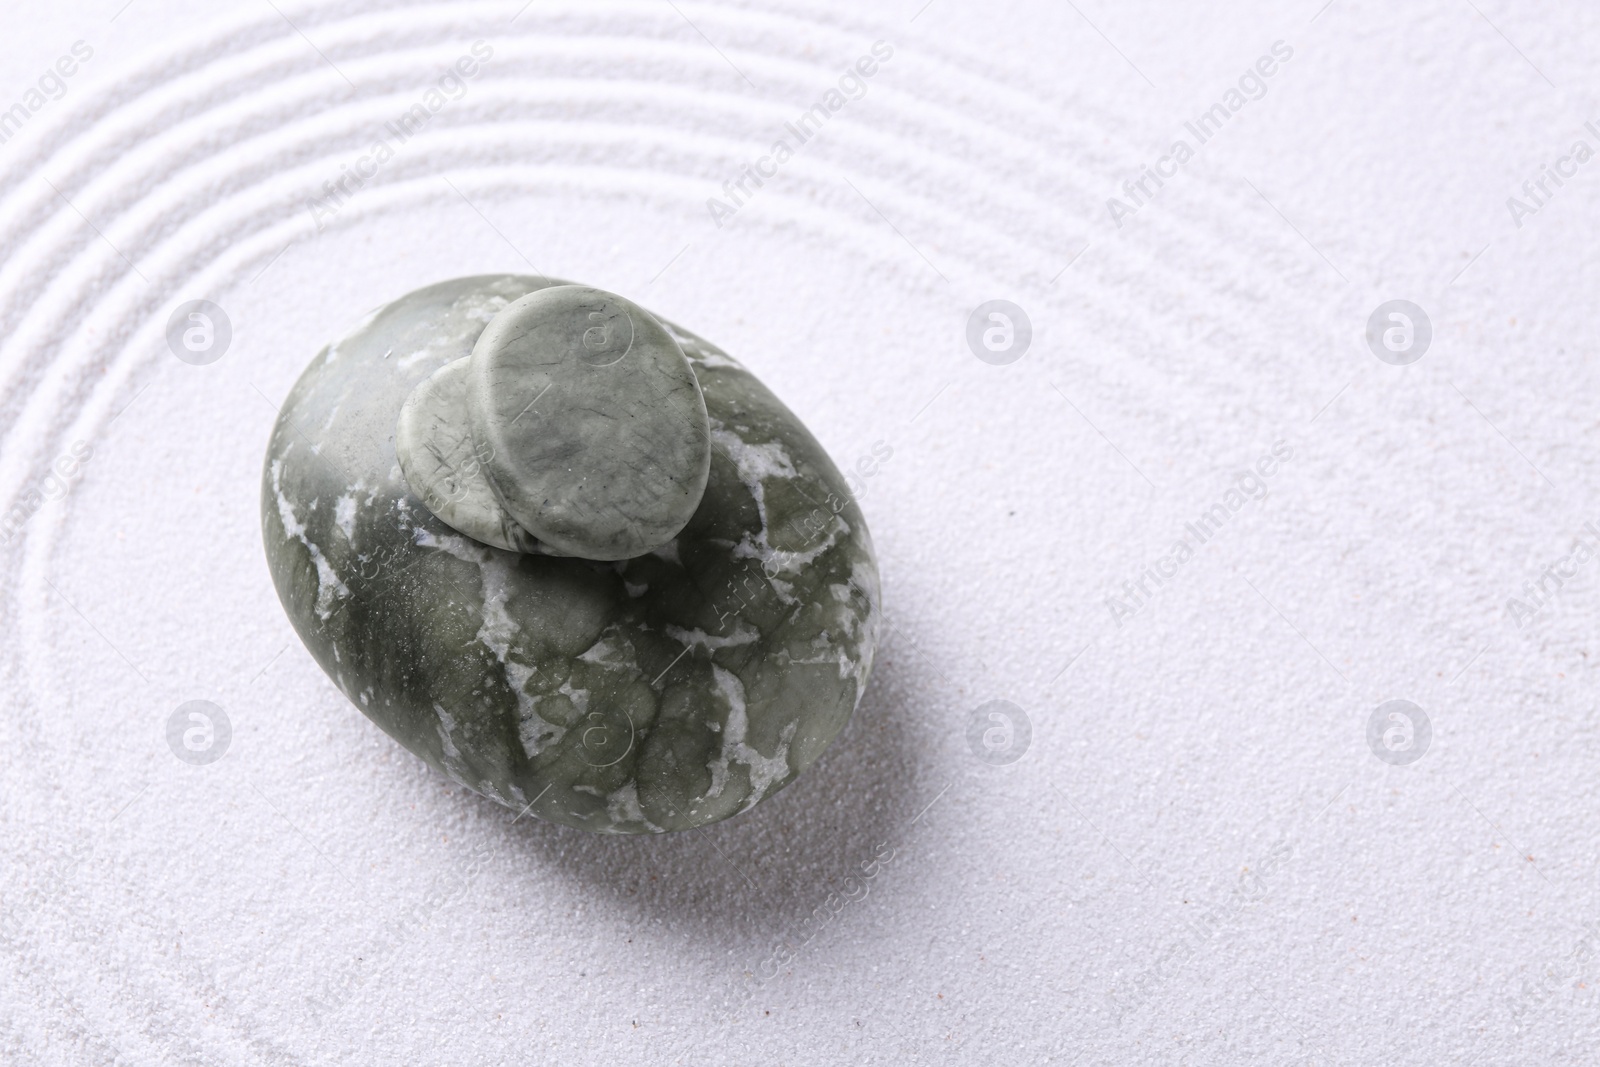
[466,285,711,561]
[394,357,540,554]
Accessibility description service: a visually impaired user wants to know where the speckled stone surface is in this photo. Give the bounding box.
[261,275,881,834]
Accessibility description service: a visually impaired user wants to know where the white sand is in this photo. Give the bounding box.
[3,1,1599,1063]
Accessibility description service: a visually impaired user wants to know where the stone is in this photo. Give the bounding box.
[394,356,540,554]
[465,285,710,561]
[261,275,881,834]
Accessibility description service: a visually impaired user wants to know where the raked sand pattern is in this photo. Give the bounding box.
[6,1,1598,1064]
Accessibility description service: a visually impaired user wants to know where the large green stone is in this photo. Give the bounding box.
[260,275,881,834]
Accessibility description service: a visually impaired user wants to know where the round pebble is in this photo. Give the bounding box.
[466,285,711,561]
[395,357,541,553]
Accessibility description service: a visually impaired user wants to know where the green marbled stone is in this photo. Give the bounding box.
[261,275,881,834]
